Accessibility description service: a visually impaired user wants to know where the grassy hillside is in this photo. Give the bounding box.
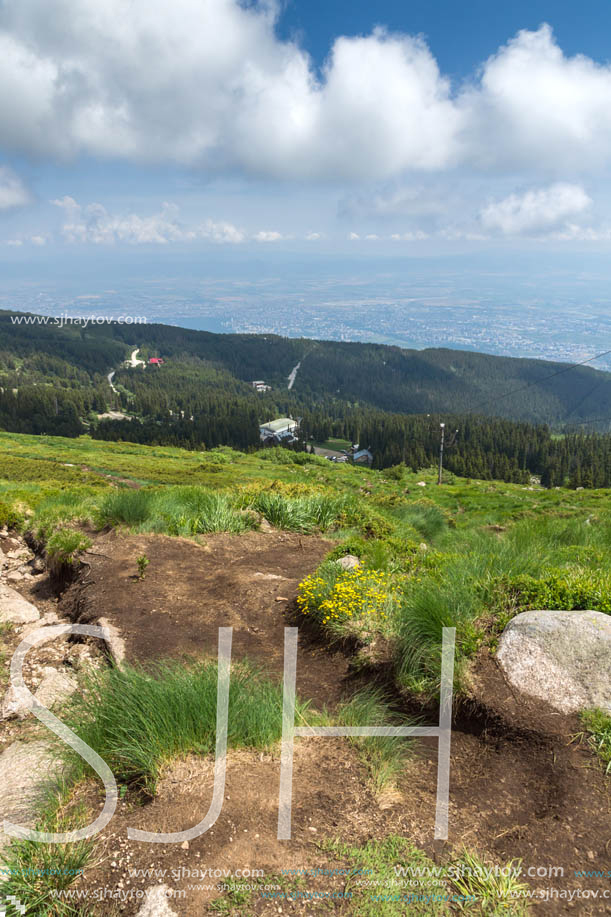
[3,429,611,695]
[2,430,611,913]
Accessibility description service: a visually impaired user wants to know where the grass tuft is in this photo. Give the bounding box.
[62,660,302,795]
[580,708,611,774]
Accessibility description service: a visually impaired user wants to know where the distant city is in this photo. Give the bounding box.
[2,263,611,371]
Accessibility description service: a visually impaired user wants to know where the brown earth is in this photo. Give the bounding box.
[61,529,350,709]
[9,530,611,914]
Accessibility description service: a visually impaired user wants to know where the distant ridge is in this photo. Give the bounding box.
[2,308,611,429]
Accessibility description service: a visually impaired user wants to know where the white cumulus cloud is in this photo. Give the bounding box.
[253,230,283,242]
[3,4,609,180]
[465,25,611,171]
[479,183,592,236]
[51,196,246,244]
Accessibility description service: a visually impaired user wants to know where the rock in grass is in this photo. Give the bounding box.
[36,667,78,709]
[0,740,60,853]
[496,610,611,714]
[0,584,40,625]
[136,886,178,916]
[337,554,360,571]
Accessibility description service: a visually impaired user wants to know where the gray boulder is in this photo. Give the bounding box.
[496,610,611,714]
[337,554,360,571]
[0,585,40,625]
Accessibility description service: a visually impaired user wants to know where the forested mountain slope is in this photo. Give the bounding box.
[3,309,611,486]
[2,309,611,427]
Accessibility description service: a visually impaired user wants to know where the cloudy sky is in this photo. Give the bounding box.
[2,0,611,257]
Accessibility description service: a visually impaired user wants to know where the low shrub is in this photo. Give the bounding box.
[258,447,327,466]
[0,499,24,529]
[31,491,97,540]
[297,563,399,642]
[494,569,611,614]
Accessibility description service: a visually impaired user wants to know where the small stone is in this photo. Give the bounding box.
[98,617,126,666]
[30,557,46,575]
[275,596,289,602]
[21,612,60,638]
[136,886,178,916]
[337,554,360,571]
[1,685,32,720]
[180,840,189,849]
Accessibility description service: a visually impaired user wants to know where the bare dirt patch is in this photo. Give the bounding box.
[54,531,611,913]
[62,530,350,709]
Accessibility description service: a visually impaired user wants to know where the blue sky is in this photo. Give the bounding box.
[278,0,611,79]
[2,0,611,276]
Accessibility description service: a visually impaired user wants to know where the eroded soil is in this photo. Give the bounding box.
[2,528,610,914]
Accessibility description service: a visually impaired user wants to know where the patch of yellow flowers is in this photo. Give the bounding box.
[297,566,397,627]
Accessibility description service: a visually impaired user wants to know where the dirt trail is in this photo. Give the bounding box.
[58,531,611,914]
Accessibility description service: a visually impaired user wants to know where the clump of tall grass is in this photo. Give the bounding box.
[95,487,153,527]
[96,486,351,536]
[46,528,92,577]
[146,487,253,535]
[394,500,449,543]
[63,660,299,794]
[450,850,529,914]
[245,491,349,532]
[396,567,481,694]
[96,486,253,535]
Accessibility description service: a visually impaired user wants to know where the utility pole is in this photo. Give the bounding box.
[438,422,445,485]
